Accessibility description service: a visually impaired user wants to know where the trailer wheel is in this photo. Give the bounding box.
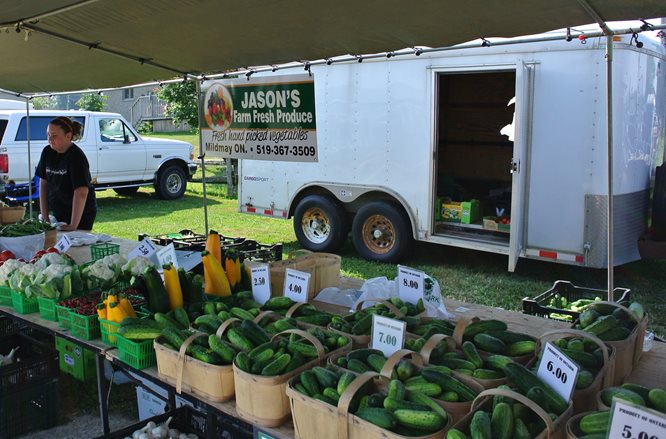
[352,201,412,263]
[293,195,349,252]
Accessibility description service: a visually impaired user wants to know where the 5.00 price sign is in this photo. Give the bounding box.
[609,399,666,439]
[283,268,310,303]
[536,342,579,401]
[370,315,406,357]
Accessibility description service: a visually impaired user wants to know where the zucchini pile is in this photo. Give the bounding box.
[333,348,479,404]
[575,301,645,341]
[544,336,609,390]
[462,319,537,357]
[234,329,348,376]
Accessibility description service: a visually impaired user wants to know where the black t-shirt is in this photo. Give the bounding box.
[35,143,96,226]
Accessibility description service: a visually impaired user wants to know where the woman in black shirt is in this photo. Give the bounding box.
[36,116,97,231]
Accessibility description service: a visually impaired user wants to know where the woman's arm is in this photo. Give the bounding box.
[39,178,49,220]
[61,186,89,231]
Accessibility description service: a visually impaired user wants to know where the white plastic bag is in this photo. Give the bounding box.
[0,232,45,260]
[422,275,455,319]
[353,276,398,311]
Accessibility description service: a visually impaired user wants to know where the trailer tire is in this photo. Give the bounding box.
[352,201,412,263]
[293,195,349,252]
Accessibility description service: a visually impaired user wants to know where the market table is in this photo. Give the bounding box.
[1,234,664,438]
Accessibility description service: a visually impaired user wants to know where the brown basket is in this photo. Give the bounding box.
[154,328,235,402]
[327,298,405,349]
[451,388,573,439]
[452,316,536,365]
[420,333,510,390]
[233,328,328,427]
[0,206,25,224]
[287,371,450,439]
[571,301,647,385]
[565,410,609,439]
[43,229,57,249]
[536,330,615,414]
[269,250,341,301]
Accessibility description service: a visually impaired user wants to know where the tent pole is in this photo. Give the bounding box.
[196,80,209,234]
[605,35,614,301]
[25,98,33,219]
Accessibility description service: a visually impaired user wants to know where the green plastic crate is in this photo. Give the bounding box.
[10,291,39,314]
[69,311,100,340]
[90,242,120,261]
[55,336,96,381]
[100,310,148,346]
[37,297,58,322]
[116,335,155,369]
[55,305,72,329]
[0,286,11,307]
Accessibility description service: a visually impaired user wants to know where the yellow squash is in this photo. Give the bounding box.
[163,263,184,310]
[202,250,231,296]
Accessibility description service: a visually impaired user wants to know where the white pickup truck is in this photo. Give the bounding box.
[0,107,197,199]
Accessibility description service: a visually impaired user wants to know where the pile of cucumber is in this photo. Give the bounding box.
[544,336,610,390]
[328,300,421,336]
[462,319,537,357]
[234,329,349,376]
[423,340,513,382]
[408,319,456,341]
[260,296,336,326]
[575,301,645,341]
[333,348,479,404]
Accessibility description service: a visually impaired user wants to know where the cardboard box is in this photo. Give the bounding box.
[483,216,510,232]
[439,199,480,223]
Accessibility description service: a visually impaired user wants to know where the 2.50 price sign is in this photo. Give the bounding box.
[250,263,271,305]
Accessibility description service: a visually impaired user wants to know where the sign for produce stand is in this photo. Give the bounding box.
[397,265,425,305]
[55,234,72,253]
[283,268,310,302]
[156,243,179,269]
[370,314,406,357]
[608,398,666,439]
[250,263,271,305]
[128,238,157,259]
[200,74,318,162]
[536,342,579,401]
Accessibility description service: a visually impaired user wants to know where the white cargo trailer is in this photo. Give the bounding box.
[237,34,666,270]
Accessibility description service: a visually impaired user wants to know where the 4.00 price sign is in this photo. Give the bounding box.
[370,314,406,358]
[536,342,579,401]
[608,399,666,439]
[283,268,310,303]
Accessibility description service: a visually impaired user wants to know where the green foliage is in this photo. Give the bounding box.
[31,96,56,110]
[136,121,153,134]
[156,82,198,130]
[76,92,108,112]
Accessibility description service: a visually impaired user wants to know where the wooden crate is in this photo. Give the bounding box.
[269,251,341,300]
[0,206,25,224]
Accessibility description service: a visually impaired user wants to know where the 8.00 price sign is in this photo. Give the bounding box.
[609,399,666,439]
[397,265,425,305]
[370,314,406,357]
[536,342,579,401]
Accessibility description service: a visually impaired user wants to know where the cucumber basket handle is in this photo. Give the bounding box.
[353,298,404,318]
[273,328,327,362]
[419,333,457,364]
[176,331,208,394]
[379,349,424,379]
[337,371,379,439]
[452,315,480,347]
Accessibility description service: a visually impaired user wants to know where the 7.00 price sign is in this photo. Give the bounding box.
[609,399,666,439]
[370,314,406,358]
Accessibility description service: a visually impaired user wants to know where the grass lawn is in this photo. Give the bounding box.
[92,176,666,339]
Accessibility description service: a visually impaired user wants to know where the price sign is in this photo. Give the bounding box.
[370,314,406,357]
[250,264,271,305]
[536,342,579,401]
[156,243,179,269]
[128,238,157,259]
[283,268,310,303]
[397,265,425,305]
[55,234,72,253]
[608,399,666,439]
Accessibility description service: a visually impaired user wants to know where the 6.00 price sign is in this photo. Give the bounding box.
[536,342,579,401]
[370,315,406,357]
[609,399,666,439]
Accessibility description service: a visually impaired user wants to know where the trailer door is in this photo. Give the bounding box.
[508,62,534,271]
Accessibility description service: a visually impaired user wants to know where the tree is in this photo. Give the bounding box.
[156,81,198,130]
[76,92,108,111]
[31,96,56,110]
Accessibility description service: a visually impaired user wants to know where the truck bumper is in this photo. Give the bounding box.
[187,163,198,179]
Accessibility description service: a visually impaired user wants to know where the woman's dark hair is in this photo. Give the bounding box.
[49,116,83,141]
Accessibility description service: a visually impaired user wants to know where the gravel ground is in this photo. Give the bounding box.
[15,374,139,439]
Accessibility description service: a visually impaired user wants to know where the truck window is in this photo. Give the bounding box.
[14,116,85,141]
[99,118,137,143]
[0,119,7,144]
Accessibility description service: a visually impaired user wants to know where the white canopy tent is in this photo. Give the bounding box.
[1,0,665,299]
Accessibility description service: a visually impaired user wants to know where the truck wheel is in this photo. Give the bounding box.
[293,195,348,252]
[155,165,186,199]
[113,187,139,196]
[352,201,412,263]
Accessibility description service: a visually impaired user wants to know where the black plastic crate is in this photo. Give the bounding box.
[95,404,253,439]
[0,378,58,438]
[522,280,631,321]
[0,333,59,391]
[0,316,24,337]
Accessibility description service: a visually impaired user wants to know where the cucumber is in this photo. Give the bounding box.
[388,379,406,400]
[226,327,255,351]
[583,315,619,336]
[194,314,222,329]
[463,319,507,338]
[503,362,568,415]
[446,429,469,439]
[238,319,271,346]
[117,324,162,340]
[323,387,340,403]
[207,335,237,364]
[484,355,514,371]
[513,418,531,439]
[351,313,373,335]
[160,327,187,350]
[189,345,222,364]
[234,351,251,372]
[437,357,477,371]
[262,296,295,310]
[628,302,645,321]
[600,387,645,407]
[470,410,492,439]
[395,359,415,381]
[579,411,610,435]
[366,354,387,373]
[406,390,448,418]
[155,312,184,329]
[405,382,442,397]
[312,366,339,388]
[347,358,371,374]
[383,397,430,412]
[485,331,535,344]
[393,409,446,432]
[575,369,595,389]
[288,342,320,358]
[462,341,483,369]
[423,370,477,402]
[472,369,504,380]
[579,309,601,328]
[505,340,536,357]
[597,326,631,341]
[229,307,255,321]
[440,391,459,402]
[526,386,547,412]
[173,307,190,329]
[648,388,666,413]
[621,383,651,402]
[300,370,320,396]
[491,402,513,439]
[473,333,506,354]
[261,353,291,376]
[354,408,397,430]
[560,348,599,369]
[337,372,356,396]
